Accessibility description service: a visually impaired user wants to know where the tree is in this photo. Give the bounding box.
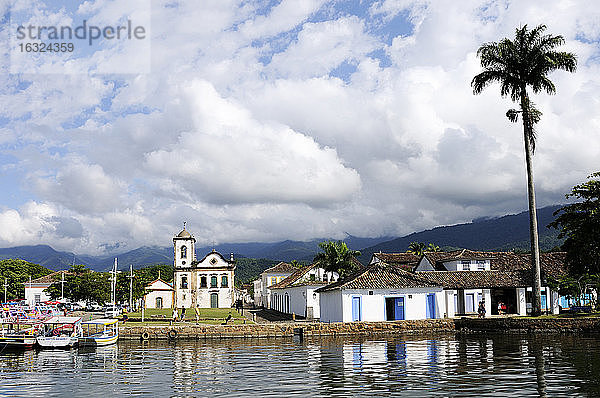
[550,172,600,275]
[313,240,361,278]
[0,259,52,301]
[427,243,441,252]
[46,264,110,304]
[408,242,426,256]
[472,24,577,316]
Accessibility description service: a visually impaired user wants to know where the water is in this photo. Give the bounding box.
[1,334,599,397]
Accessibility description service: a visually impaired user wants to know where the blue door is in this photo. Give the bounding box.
[541,293,547,312]
[426,294,436,319]
[352,296,361,321]
[394,297,405,320]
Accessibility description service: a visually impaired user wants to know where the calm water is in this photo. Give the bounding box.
[1,333,599,397]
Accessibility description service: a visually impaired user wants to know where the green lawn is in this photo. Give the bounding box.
[126,308,244,319]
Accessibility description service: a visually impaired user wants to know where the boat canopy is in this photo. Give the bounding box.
[82,318,118,326]
[43,316,82,324]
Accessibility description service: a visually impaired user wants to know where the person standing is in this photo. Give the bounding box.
[478,301,486,318]
[195,305,200,324]
[172,307,178,324]
[180,306,186,321]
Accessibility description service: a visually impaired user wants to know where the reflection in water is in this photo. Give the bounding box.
[0,334,599,397]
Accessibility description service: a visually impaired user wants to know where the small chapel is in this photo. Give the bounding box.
[173,224,236,309]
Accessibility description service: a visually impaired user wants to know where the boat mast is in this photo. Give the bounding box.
[61,271,65,301]
[3,278,7,303]
[110,258,118,307]
[127,264,134,309]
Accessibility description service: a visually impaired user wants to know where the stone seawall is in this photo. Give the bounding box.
[455,317,600,333]
[120,319,456,340]
[120,317,600,340]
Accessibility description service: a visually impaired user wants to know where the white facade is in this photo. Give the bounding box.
[320,288,445,323]
[256,263,296,308]
[144,279,174,309]
[173,227,236,309]
[253,279,262,306]
[25,284,53,307]
[270,265,339,319]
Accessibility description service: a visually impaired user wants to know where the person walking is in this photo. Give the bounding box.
[172,307,178,324]
[180,306,186,321]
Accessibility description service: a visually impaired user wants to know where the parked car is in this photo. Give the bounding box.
[104,305,121,318]
[86,302,103,312]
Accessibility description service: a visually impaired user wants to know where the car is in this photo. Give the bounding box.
[104,305,121,318]
[86,302,103,312]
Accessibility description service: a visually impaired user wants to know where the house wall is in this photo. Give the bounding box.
[253,279,262,306]
[24,284,52,307]
[272,285,322,319]
[320,290,343,323]
[260,272,294,308]
[145,290,174,309]
[321,288,444,323]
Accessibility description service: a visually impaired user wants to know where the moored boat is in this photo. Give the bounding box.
[79,318,119,347]
[0,321,39,349]
[36,316,83,348]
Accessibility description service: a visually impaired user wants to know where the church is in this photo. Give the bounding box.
[173,225,236,309]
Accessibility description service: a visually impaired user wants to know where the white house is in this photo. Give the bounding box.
[270,264,339,320]
[24,272,64,306]
[172,226,236,309]
[254,262,297,309]
[253,278,263,307]
[317,263,445,323]
[414,250,565,316]
[143,279,174,309]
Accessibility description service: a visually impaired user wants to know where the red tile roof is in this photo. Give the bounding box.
[262,262,298,275]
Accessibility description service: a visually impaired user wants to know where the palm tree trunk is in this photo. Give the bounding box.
[521,91,543,317]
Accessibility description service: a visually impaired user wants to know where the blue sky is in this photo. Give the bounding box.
[0,0,599,254]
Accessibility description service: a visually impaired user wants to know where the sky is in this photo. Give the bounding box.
[0,0,599,255]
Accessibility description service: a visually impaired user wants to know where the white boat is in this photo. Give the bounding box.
[79,318,119,347]
[36,316,83,348]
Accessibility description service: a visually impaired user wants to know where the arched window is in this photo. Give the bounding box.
[181,275,188,289]
[156,297,163,309]
[210,276,218,288]
[221,275,228,288]
[181,245,187,259]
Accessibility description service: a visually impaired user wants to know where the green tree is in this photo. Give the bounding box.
[472,24,577,316]
[427,243,441,252]
[313,240,361,278]
[408,242,426,256]
[550,172,600,275]
[0,259,52,302]
[46,264,110,304]
[115,264,174,304]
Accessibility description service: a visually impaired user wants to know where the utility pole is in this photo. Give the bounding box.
[127,264,134,310]
[60,271,65,301]
[3,278,8,303]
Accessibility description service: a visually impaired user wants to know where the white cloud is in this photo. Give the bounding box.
[1,0,599,253]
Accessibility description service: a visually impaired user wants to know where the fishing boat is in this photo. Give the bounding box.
[79,318,119,347]
[0,320,39,349]
[37,316,83,348]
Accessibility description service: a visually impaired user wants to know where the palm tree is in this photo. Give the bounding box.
[313,241,361,278]
[427,243,441,252]
[472,24,576,316]
[408,242,426,256]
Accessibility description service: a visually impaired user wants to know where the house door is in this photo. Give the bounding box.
[426,294,436,319]
[352,296,361,321]
[541,291,547,313]
[395,297,405,320]
[210,293,219,308]
[156,297,163,309]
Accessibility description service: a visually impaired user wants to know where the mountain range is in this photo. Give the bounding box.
[0,205,564,272]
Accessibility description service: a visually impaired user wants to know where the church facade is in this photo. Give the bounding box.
[173,226,236,309]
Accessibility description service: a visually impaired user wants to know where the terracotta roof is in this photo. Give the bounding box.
[317,263,441,292]
[420,250,567,277]
[29,271,67,285]
[261,262,297,275]
[372,252,420,266]
[270,264,332,289]
[145,278,173,290]
[417,270,531,289]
